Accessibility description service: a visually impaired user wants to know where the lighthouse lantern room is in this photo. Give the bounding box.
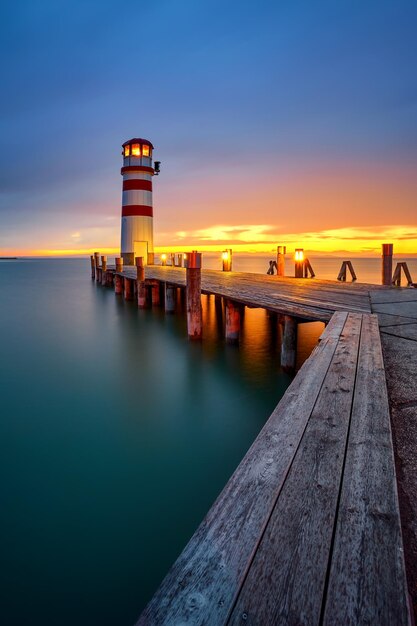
[120,137,158,265]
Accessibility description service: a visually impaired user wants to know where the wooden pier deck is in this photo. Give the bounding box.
[92,260,415,623]
[116,265,388,321]
[370,288,417,615]
[136,312,411,625]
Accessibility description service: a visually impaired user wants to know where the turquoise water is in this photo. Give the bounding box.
[0,259,320,626]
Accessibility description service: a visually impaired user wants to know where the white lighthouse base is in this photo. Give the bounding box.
[121,216,154,265]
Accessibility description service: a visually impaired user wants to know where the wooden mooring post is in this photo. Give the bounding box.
[277,245,286,277]
[114,257,123,295]
[186,251,202,340]
[94,252,100,282]
[151,281,161,306]
[382,243,393,286]
[90,255,95,280]
[281,315,297,373]
[225,299,241,344]
[124,276,134,301]
[165,284,176,313]
[101,255,107,286]
[136,257,151,308]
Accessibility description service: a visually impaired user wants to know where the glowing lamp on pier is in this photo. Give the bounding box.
[222,248,232,272]
[161,253,167,266]
[120,137,160,266]
[295,248,304,278]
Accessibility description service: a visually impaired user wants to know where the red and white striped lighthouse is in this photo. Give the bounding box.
[120,137,159,265]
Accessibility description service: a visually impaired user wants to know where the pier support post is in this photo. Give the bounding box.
[281,315,298,374]
[165,284,176,313]
[115,257,123,295]
[151,281,161,306]
[94,252,100,282]
[225,299,241,344]
[277,245,286,277]
[101,256,107,286]
[106,270,114,287]
[90,255,95,280]
[186,251,202,340]
[382,243,393,286]
[136,257,151,309]
[124,277,134,301]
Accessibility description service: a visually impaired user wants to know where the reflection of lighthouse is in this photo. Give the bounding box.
[120,137,160,265]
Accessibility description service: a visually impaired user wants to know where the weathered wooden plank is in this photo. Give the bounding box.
[228,313,362,626]
[136,313,348,625]
[322,315,411,626]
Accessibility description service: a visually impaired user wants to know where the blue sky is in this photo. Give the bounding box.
[1,0,416,254]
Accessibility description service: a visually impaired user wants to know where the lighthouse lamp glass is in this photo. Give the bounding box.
[131,143,140,157]
[142,145,150,157]
[124,145,130,157]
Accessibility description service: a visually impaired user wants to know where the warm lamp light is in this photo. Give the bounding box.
[222,248,232,271]
[294,248,304,278]
[161,253,167,266]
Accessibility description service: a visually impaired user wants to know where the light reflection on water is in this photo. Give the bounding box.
[0,259,323,626]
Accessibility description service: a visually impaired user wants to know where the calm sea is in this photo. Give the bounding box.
[0,254,414,626]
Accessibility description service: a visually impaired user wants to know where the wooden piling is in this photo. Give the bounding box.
[124,277,134,301]
[186,251,202,340]
[165,284,176,313]
[101,255,107,286]
[281,315,297,373]
[225,299,241,344]
[151,281,161,306]
[106,270,114,287]
[277,246,286,277]
[136,256,151,308]
[382,243,393,286]
[114,257,123,295]
[90,255,95,280]
[94,252,100,282]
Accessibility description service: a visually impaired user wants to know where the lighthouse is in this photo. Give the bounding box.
[120,137,159,265]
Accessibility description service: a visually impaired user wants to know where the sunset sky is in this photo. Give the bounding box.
[1,0,416,257]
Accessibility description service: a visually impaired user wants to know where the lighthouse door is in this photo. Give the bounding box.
[134,240,148,265]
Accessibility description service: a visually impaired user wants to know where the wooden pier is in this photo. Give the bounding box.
[90,259,416,624]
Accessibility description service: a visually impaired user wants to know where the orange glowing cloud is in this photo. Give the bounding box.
[5,223,415,257]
